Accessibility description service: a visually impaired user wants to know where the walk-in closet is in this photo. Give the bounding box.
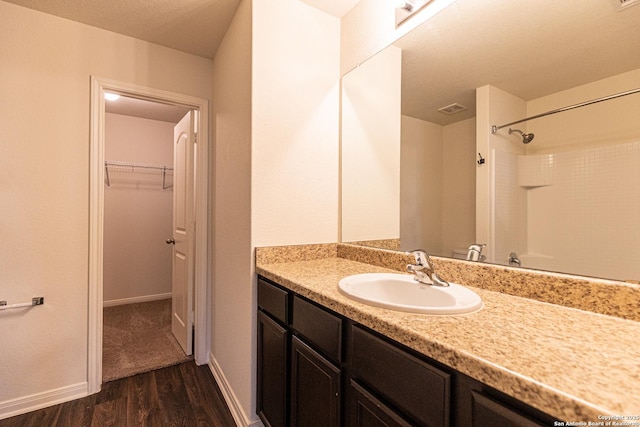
[102,95,191,382]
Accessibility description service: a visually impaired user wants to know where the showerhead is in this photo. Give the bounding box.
[508,128,535,144]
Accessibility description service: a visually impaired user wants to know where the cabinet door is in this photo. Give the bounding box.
[257,311,288,427]
[290,336,341,427]
[347,380,413,427]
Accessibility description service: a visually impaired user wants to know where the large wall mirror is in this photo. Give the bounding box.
[341,0,640,282]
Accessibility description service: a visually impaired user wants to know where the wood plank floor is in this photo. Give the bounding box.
[0,362,236,427]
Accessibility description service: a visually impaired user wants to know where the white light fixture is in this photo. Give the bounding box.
[619,0,640,10]
[104,92,120,101]
[396,0,434,25]
[401,0,428,13]
[395,0,458,27]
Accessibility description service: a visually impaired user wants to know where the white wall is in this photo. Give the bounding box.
[342,46,401,243]
[103,113,174,304]
[0,2,213,418]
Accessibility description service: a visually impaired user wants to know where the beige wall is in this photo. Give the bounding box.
[400,115,443,252]
[400,116,475,256]
[211,0,253,424]
[252,0,340,247]
[526,68,640,153]
[103,113,174,305]
[212,1,340,424]
[0,1,213,416]
[442,118,476,256]
[476,85,527,263]
[342,45,401,243]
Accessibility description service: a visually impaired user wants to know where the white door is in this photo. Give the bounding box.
[170,111,195,355]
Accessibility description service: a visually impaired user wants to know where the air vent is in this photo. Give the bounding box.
[437,103,468,115]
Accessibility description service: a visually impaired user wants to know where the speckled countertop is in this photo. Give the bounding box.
[256,245,640,423]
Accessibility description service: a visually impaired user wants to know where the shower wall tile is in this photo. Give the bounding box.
[524,140,640,281]
[518,153,554,187]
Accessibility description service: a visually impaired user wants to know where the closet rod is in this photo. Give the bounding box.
[491,87,640,134]
[104,160,173,171]
[104,161,173,189]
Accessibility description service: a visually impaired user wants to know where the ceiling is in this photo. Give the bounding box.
[105,95,191,123]
[7,0,638,125]
[3,0,240,58]
[4,0,359,121]
[393,0,640,125]
[3,0,359,59]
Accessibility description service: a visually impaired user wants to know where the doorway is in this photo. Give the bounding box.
[102,96,192,381]
[89,77,209,394]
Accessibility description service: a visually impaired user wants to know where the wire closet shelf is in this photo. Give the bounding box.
[104,160,173,189]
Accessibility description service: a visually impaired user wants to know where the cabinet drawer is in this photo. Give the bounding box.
[292,296,342,363]
[351,326,450,427]
[258,277,290,324]
[471,391,546,427]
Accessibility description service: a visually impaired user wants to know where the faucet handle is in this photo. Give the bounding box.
[407,249,430,267]
[466,244,486,261]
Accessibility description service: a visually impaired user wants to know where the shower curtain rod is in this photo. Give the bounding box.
[491,87,640,134]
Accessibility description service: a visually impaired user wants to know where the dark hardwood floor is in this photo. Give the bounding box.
[0,362,236,427]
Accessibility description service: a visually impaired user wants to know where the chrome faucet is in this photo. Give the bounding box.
[466,244,486,262]
[406,250,450,287]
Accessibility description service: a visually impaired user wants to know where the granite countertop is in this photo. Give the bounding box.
[256,256,640,423]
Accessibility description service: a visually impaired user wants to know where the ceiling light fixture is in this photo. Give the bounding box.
[396,0,434,25]
[104,92,120,101]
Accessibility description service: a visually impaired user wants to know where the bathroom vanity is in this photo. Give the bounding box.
[255,244,640,427]
[258,275,556,426]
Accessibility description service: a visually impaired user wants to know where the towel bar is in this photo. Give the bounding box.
[0,297,44,311]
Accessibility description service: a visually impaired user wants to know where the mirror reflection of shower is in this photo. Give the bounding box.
[508,128,535,144]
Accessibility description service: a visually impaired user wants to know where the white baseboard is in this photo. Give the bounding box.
[0,382,88,421]
[208,355,263,427]
[103,292,171,307]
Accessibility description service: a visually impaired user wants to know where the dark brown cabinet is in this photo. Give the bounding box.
[347,380,413,427]
[349,325,450,427]
[257,311,288,427]
[256,275,555,427]
[290,336,341,427]
[257,277,291,427]
[470,391,548,427]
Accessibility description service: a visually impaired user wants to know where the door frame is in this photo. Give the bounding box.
[88,76,210,394]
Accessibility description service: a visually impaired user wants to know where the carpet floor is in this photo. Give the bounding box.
[103,299,192,383]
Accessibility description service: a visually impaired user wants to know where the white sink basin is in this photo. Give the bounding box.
[338,273,483,315]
